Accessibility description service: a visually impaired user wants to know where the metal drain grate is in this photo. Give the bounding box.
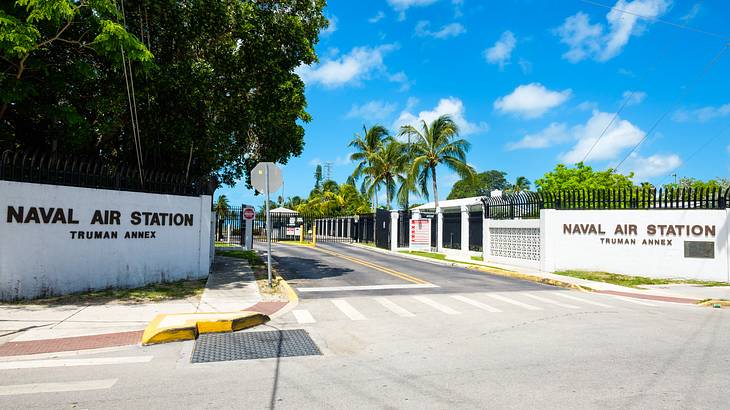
[191,329,322,363]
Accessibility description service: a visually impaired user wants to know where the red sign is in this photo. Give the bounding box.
[243,208,255,220]
[409,218,431,251]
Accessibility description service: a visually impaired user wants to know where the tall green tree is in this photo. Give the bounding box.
[313,164,323,191]
[510,176,531,193]
[535,163,634,191]
[1,0,328,186]
[362,139,409,210]
[348,124,389,207]
[447,170,509,199]
[399,115,476,210]
[214,194,230,240]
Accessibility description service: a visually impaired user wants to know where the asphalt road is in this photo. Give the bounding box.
[1,243,729,409]
[267,242,551,298]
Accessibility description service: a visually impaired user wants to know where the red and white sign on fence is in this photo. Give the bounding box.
[410,218,431,252]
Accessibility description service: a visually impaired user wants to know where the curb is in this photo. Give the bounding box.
[141,311,270,345]
[348,243,592,292]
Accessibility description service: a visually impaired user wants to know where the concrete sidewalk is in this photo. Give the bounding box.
[0,252,266,354]
[351,243,729,304]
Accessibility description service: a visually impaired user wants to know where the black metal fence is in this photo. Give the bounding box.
[215,208,380,246]
[442,212,461,249]
[483,188,730,219]
[397,210,411,248]
[468,210,483,251]
[0,150,213,196]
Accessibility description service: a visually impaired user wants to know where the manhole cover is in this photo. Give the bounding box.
[191,329,321,363]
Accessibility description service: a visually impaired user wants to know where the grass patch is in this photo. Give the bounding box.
[554,270,728,288]
[215,241,240,248]
[399,250,447,260]
[471,255,484,262]
[216,249,285,299]
[9,279,206,306]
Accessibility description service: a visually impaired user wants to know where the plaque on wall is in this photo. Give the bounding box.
[683,241,715,259]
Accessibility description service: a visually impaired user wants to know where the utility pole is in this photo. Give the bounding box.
[324,162,333,181]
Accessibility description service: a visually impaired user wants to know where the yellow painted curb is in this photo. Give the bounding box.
[278,240,315,247]
[141,311,270,345]
[464,265,593,292]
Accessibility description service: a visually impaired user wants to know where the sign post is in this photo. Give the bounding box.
[251,162,283,288]
[242,206,255,250]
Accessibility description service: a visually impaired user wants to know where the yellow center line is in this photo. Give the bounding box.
[278,242,430,285]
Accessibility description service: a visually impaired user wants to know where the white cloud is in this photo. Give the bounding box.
[415,21,466,39]
[506,123,570,150]
[392,97,488,136]
[518,58,532,74]
[388,71,412,91]
[388,0,439,20]
[622,153,682,180]
[296,44,398,88]
[484,31,517,69]
[369,11,385,23]
[321,15,337,37]
[672,103,730,123]
[578,101,599,111]
[622,90,647,106]
[680,4,701,22]
[346,101,398,121]
[493,83,572,118]
[561,110,645,163]
[555,0,670,63]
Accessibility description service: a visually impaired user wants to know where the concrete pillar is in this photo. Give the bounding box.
[436,207,444,253]
[460,205,470,254]
[482,217,490,262]
[346,218,351,239]
[390,210,399,251]
[412,210,421,219]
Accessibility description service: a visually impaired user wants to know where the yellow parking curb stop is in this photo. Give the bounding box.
[141,311,270,345]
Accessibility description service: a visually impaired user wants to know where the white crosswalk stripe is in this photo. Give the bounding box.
[486,294,543,310]
[374,297,416,317]
[0,356,152,370]
[552,293,613,308]
[412,295,460,315]
[449,295,502,312]
[332,299,367,320]
[0,379,117,396]
[606,295,658,307]
[292,309,316,324]
[522,293,579,309]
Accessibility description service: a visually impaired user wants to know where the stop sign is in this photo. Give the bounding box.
[243,208,255,220]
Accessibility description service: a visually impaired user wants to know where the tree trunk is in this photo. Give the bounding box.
[432,166,439,210]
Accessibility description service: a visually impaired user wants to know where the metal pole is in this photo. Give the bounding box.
[265,165,272,287]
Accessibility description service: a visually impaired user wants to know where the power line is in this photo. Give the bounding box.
[578,0,729,42]
[614,44,729,172]
[659,122,730,184]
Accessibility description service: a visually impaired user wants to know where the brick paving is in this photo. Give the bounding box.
[0,330,144,357]
[595,290,699,304]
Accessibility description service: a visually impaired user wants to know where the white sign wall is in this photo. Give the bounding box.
[0,180,212,301]
[541,209,730,282]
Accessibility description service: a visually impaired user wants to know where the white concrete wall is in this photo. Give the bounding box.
[483,218,541,270]
[0,180,212,300]
[541,209,730,282]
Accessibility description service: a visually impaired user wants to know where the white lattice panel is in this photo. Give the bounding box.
[489,227,540,261]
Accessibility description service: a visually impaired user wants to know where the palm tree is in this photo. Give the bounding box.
[510,176,531,194]
[399,115,475,210]
[214,195,230,240]
[349,124,389,208]
[363,138,409,210]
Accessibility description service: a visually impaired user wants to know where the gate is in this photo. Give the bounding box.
[247,212,377,244]
[397,210,411,248]
[353,213,374,244]
[216,205,245,247]
[374,208,390,249]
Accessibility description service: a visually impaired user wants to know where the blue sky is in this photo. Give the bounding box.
[219,0,730,208]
